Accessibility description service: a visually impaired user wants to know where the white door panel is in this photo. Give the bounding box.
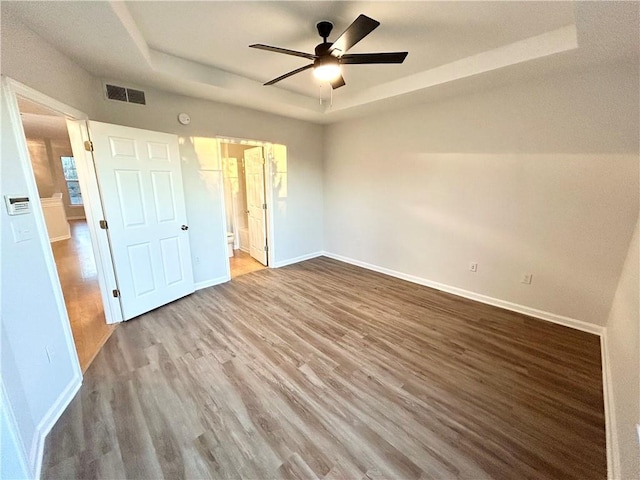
[244,147,268,265]
[89,121,194,320]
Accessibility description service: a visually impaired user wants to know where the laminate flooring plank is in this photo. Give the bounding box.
[42,256,606,480]
[51,220,115,373]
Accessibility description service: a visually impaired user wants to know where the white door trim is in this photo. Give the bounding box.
[2,76,83,379]
[217,137,277,268]
[66,120,123,323]
[3,76,122,326]
[6,78,87,120]
[263,143,278,268]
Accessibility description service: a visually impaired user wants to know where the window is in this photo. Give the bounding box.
[60,156,83,205]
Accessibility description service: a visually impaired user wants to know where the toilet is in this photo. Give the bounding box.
[226,232,234,257]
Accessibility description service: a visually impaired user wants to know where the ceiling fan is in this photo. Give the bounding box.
[250,14,408,89]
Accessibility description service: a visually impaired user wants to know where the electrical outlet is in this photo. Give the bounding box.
[469,262,478,273]
[195,256,200,265]
[521,273,533,285]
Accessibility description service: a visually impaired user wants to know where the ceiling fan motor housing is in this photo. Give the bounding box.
[315,42,334,57]
[316,21,334,41]
[252,14,407,88]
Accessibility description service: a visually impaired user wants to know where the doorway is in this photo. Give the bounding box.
[16,96,114,372]
[219,140,271,278]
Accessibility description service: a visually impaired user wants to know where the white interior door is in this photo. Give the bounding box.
[244,147,268,266]
[89,121,194,320]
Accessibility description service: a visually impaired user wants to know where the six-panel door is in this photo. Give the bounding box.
[89,121,194,320]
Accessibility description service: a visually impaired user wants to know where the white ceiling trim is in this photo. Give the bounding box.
[106,1,580,120]
[110,1,152,64]
[327,24,579,115]
[4,1,636,124]
[108,1,326,117]
[148,49,323,113]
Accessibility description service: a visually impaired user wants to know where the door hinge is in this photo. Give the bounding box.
[265,245,269,253]
[262,203,267,210]
[84,140,94,152]
[99,219,108,230]
[112,289,120,298]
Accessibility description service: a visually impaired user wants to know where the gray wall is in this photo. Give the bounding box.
[1,9,100,116]
[1,13,324,476]
[1,84,81,478]
[606,219,640,480]
[1,13,97,477]
[323,62,639,327]
[93,84,324,282]
[2,10,639,478]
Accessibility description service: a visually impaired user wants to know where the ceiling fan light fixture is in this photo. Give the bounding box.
[313,56,341,82]
[252,14,407,89]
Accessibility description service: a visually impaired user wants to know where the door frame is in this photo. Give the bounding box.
[218,138,276,268]
[3,77,123,326]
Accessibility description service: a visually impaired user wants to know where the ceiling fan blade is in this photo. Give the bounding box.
[264,64,313,86]
[250,44,316,60]
[331,75,346,89]
[329,14,380,56]
[340,52,408,64]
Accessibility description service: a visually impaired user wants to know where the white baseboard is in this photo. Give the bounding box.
[601,331,620,480]
[321,251,604,336]
[272,251,323,269]
[194,275,230,291]
[49,234,71,243]
[30,372,82,479]
[1,380,31,479]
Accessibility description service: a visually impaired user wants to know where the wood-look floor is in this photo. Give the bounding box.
[230,249,266,278]
[51,220,114,372]
[42,257,606,480]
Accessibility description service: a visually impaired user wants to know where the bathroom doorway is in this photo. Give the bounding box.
[220,141,268,278]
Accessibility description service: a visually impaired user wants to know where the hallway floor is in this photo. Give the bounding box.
[51,219,114,372]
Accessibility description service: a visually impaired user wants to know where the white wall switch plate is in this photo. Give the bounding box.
[11,221,32,243]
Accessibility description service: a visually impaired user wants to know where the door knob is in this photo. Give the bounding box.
[181,225,189,231]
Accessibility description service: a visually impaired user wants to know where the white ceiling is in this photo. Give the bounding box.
[4,1,638,124]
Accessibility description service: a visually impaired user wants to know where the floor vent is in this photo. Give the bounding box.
[105,84,146,105]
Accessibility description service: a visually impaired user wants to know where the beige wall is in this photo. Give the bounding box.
[27,138,55,197]
[324,61,639,327]
[26,137,85,219]
[606,218,640,480]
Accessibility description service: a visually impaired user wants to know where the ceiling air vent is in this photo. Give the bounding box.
[105,84,146,105]
[126,88,146,105]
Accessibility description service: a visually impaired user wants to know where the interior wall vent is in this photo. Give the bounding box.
[105,84,146,105]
